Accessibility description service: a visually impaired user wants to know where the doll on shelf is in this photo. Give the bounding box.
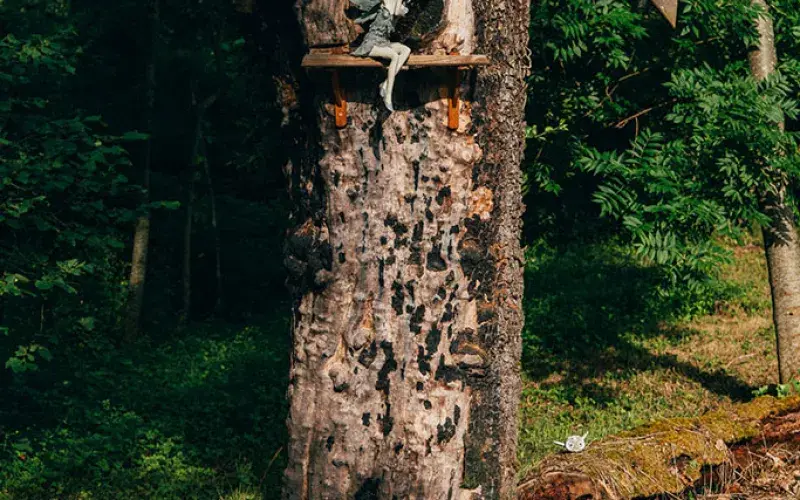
[350,0,411,111]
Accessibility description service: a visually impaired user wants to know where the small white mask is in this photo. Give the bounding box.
[553,432,589,453]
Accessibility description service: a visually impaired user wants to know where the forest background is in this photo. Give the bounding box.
[2,0,800,497]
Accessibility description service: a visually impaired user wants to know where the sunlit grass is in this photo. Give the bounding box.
[517,239,775,478]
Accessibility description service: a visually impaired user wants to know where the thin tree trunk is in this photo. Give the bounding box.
[749,0,800,384]
[180,96,201,327]
[283,0,529,497]
[200,139,222,312]
[181,173,194,326]
[180,85,217,327]
[124,0,159,341]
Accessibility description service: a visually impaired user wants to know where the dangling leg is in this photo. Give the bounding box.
[369,46,399,111]
[391,42,411,69]
[384,44,411,110]
[380,45,410,110]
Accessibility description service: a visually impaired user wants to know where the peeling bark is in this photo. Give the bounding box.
[283,0,529,498]
[749,0,800,384]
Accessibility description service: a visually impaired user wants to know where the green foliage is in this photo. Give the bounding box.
[579,65,800,279]
[5,343,52,374]
[527,0,800,288]
[0,320,289,499]
[1,1,293,496]
[753,379,800,398]
[0,27,140,368]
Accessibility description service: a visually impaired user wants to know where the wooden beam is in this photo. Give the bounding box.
[302,54,491,69]
[650,0,678,28]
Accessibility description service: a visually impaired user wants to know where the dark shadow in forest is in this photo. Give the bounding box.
[0,315,290,498]
[521,242,754,405]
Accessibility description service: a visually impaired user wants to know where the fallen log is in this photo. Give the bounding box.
[518,396,800,499]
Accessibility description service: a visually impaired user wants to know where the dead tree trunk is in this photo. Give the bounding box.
[283,0,529,498]
[750,0,800,384]
[124,0,159,341]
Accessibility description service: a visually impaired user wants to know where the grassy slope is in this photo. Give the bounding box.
[518,240,776,478]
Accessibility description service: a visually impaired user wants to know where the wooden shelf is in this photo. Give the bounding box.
[302,54,490,69]
[305,53,488,130]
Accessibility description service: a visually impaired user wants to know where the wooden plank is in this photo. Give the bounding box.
[650,0,678,28]
[302,54,491,69]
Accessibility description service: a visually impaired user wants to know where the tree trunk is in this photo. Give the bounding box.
[180,96,202,327]
[180,83,218,326]
[124,0,159,341]
[283,0,529,498]
[201,138,222,312]
[181,172,194,326]
[749,0,800,384]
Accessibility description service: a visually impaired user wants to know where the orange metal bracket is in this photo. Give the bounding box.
[308,52,490,130]
[448,69,461,131]
[332,70,347,129]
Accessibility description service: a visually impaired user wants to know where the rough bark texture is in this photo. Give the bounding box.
[124,0,158,341]
[126,216,151,336]
[761,188,800,384]
[466,0,530,495]
[518,396,800,500]
[296,0,355,48]
[282,0,529,498]
[749,0,800,384]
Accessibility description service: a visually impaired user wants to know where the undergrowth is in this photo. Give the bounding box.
[0,316,289,499]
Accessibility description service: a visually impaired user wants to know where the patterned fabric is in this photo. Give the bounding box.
[352,6,396,56]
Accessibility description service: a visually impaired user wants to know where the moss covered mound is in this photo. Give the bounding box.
[519,396,800,499]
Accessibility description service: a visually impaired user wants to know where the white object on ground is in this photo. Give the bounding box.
[553,432,589,453]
